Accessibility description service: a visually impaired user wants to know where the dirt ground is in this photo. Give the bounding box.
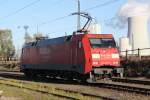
[0,96,22,100]
[48,82,150,100]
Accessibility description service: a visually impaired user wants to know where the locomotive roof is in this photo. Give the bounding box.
[22,34,114,48]
[23,35,71,48]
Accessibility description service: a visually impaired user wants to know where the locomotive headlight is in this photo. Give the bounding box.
[113,62,119,64]
[92,54,100,59]
[112,54,119,58]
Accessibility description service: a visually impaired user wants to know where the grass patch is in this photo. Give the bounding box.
[0,84,61,100]
[0,77,102,100]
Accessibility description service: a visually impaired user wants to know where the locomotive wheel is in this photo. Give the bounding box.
[24,71,31,77]
[66,77,73,81]
[78,75,88,83]
[24,70,36,78]
[80,78,87,83]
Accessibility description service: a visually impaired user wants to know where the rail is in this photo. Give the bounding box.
[0,71,149,98]
[112,77,150,85]
[87,82,150,96]
[0,77,112,100]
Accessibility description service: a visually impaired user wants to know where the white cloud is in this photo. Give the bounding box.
[107,0,150,29]
[119,0,150,17]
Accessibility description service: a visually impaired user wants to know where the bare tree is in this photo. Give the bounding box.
[0,29,15,57]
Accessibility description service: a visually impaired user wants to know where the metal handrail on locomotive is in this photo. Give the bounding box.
[20,33,123,81]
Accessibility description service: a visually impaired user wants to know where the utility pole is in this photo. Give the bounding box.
[37,25,39,34]
[24,25,29,34]
[77,0,80,31]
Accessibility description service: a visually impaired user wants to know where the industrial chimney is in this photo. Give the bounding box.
[119,37,132,56]
[128,16,150,55]
[88,23,101,34]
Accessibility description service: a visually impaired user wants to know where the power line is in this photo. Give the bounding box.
[39,14,72,26]
[36,0,119,30]
[53,0,64,5]
[47,25,76,35]
[33,14,72,34]
[85,0,119,11]
[33,0,69,26]
[1,0,41,19]
[39,0,120,26]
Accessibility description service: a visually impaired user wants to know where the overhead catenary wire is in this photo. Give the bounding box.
[39,14,72,26]
[38,0,120,27]
[35,0,120,34]
[0,0,65,20]
[83,0,120,29]
[53,0,64,5]
[0,0,41,19]
[84,0,120,11]
[0,0,119,26]
[47,25,76,35]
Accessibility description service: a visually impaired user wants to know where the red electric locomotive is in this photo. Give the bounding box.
[20,33,123,81]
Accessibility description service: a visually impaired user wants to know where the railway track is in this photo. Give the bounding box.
[0,77,78,100]
[112,77,150,85]
[0,71,150,97]
[0,76,114,100]
[55,88,115,100]
[87,82,150,96]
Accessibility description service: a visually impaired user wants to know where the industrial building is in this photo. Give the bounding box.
[119,15,150,56]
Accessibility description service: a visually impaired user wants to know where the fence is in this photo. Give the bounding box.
[120,48,150,61]
[0,57,19,65]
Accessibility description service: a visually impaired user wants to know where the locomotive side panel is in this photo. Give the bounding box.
[21,35,87,75]
[37,43,73,70]
[30,47,39,64]
[70,35,87,74]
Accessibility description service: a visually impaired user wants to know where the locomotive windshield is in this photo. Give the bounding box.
[90,38,116,48]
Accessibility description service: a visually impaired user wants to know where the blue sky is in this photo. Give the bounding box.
[0,0,127,49]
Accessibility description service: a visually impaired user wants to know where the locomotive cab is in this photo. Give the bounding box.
[87,34,123,79]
